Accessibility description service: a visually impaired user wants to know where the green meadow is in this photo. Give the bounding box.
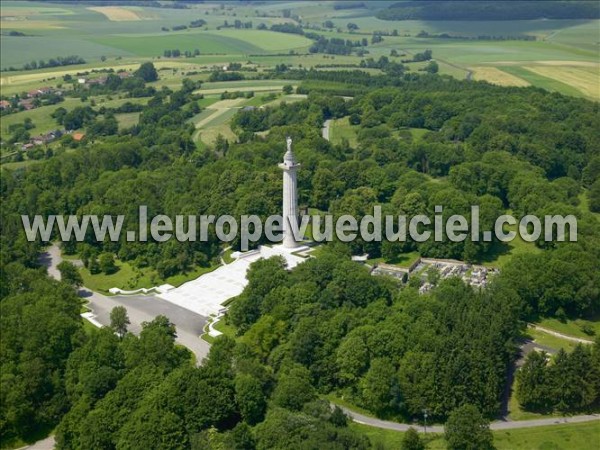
[350,421,600,450]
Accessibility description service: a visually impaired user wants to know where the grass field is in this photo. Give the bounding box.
[522,64,599,99]
[367,251,422,269]
[1,96,149,141]
[525,328,581,353]
[87,6,145,21]
[1,0,596,101]
[476,212,542,269]
[535,317,600,340]
[329,116,359,147]
[79,258,218,294]
[471,66,530,87]
[115,112,140,129]
[351,421,600,450]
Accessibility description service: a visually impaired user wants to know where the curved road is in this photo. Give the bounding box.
[34,244,600,448]
[338,405,600,434]
[40,244,211,363]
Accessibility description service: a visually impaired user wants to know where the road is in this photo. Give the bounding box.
[339,405,600,434]
[82,289,210,362]
[39,244,211,363]
[322,119,332,141]
[20,437,55,450]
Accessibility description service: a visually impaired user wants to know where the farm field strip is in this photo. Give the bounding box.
[87,6,146,21]
[470,66,530,87]
[523,65,600,99]
[500,65,590,98]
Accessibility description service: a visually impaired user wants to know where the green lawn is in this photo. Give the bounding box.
[350,421,600,450]
[222,248,235,264]
[329,116,359,147]
[79,260,155,294]
[115,112,139,129]
[79,258,218,294]
[525,328,581,353]
[475,211,542,269]
[534,317,599,340]
[367,251,421,269]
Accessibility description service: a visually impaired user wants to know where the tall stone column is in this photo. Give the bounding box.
[278,137,300,248]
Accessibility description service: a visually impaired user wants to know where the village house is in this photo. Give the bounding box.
[27,87,53,98]
[72,132,86,142]
[31,130,63,146]
[87,76,108,86]
[0,100,11,110]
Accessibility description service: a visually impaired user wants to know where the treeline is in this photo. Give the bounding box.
[308,36,365,55]
[377,1,600,21]
[219,19,253,30]
[163,48,200,58]
[270,23,304,35]
[2,55,86,73]
[416,30,537,41]
[220,91,254,100]
[161,18,206,31]
[209,71,245,82]
[402,49,432,63]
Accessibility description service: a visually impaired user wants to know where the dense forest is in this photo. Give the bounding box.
[1,64,600,447]
[377,1,600,21]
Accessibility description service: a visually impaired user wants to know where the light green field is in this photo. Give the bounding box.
[1,0,597,101]
[535,317,600,340]
[526,328,580,353]
[329,116,359,147]
[0,96,149,141]
[367,251,422,269]
[476,212,543,269]
[1,98,76,139]
[351,421,600,450]
[91,29,312,57]
[500,65,591,98]
[115,112,139,129]
[79,258,218,294]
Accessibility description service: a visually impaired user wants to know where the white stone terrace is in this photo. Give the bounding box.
[156,244,311,317]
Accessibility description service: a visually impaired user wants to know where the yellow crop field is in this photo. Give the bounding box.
[87,7,143,21]
[471,66,530,87]
[524,64,600,99]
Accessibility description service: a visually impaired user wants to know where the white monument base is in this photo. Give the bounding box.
[156,244,314,317]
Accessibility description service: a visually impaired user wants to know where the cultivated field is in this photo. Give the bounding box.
[87,6,146,21]
[470,66,530,87]
[523,64,600,99]
[1,1,597,99]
